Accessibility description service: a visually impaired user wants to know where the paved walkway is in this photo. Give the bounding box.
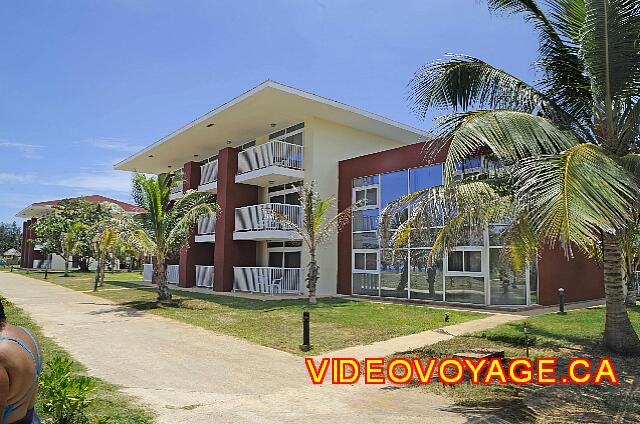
[321,313,522,359]
[0,273,514,423]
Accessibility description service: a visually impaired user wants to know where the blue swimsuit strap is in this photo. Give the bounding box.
[0,329,41,424]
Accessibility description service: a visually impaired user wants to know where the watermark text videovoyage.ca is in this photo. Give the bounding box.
[305,357,619,385]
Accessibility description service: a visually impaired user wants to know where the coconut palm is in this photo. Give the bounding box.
[131,173,216,303]
[388,0,640,353]
[270,182,356,305]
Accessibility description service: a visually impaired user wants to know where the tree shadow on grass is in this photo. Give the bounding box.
[103,280,355,312]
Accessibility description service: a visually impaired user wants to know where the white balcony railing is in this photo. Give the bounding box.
[170,183,183,194]
[142,263,180,284]
[233,267,302,294]
[235,203,302,232]
[200,160,219,185]
[195,265,214,288]
[197,215,216,235]
[237,140,303,175]
[167,265,179,284]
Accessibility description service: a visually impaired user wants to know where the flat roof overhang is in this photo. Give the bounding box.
[115,81,429,174]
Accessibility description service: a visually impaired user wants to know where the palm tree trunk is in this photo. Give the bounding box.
[603,233,640,354]
[99,258,106,287]
[306,249,318,306]
[93,260,101,292]
[155,257,172,303]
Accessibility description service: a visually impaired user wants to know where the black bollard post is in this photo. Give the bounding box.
[44,268,48,280]
[300,310,311,352]
[558,287,565,314]
[10,265,13,272]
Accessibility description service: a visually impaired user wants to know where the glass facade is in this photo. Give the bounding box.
[351,163,535,306]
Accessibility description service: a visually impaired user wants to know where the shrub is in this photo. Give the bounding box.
[38,356,105,424]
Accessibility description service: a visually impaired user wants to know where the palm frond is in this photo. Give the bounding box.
[486,0,593,120]
[582,0,640,107]
[513,143,639,252]
[432,110,579,181]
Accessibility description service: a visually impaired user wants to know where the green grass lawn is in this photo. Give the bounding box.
[405,305,640,423]
[11,270,485,355]
[2,296,154,424]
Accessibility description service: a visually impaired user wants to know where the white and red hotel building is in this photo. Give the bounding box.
[109,81,601,307]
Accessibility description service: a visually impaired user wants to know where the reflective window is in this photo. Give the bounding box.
[380,249,409,298]
[354,252,377,271]
[447,250,482,273]
[410,165,443,193]
[353,210,379,232]
[353,232,378,249]
[445,276,485,304]
[380,170,408,209]
[489,248,526,305]
[353,175,379,188]
[410,249,443,300]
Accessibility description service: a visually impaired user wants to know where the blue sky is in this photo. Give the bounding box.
[0,1,539,223]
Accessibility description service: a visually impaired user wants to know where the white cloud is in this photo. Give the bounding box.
[0,173,35,184]
[0,140,44,159]
[52,171,134,194]
[77,137,142,153]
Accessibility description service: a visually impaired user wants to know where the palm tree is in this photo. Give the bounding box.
[60,223,85,277]
[131,173,216,303]
[388,0,640,353]
[270,182,356,305]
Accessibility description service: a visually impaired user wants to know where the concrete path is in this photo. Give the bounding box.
[321,313,522,359]
[0,273,507,424]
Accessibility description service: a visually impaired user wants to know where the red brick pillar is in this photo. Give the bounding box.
[20,221,28,267]
[179,161,204,288]
[25,219,37,268]
[213,147,258,291]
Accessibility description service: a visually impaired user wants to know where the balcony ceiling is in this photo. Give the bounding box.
[115,81,429,174]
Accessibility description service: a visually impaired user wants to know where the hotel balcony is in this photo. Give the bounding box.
[236,140,304,187]
[195,265,214,288]
[169,183,183,200]
[234,203,302,241]
[195,215,216,243]
[198,159,218,192]
[233,267,302,294]
[143,264,180,284]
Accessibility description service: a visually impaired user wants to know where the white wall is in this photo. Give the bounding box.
[302,117,405,295]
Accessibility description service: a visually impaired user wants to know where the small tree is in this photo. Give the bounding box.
[60,223,86,277]
[270,182,356,305]
[33,200,111,270]
[131,173,215,303]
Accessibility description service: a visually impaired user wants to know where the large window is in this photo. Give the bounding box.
[350,164,532,306]
[269,122,304,146]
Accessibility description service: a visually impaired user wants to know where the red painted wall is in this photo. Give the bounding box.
[213,147,259,291]
[537,245,604,305]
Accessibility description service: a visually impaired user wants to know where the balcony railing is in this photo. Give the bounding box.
[195,265,214,288]
[169,181,184,200]
[233,267,302,294]
[197,215,216,235]
[200,159,219,186]
[235,203,302,232]
[237,140,303,175]
[142,263,180,284]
